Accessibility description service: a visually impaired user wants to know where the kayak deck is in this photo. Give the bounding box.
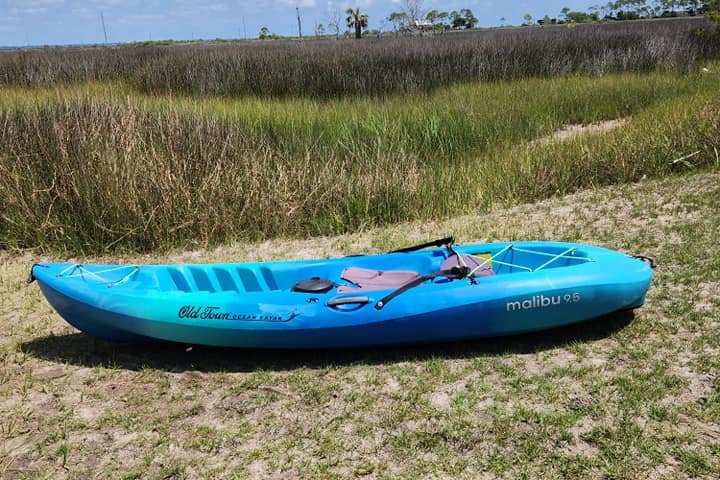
[48,243,592,295]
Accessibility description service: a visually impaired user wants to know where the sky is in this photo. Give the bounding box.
[0,0,601,47]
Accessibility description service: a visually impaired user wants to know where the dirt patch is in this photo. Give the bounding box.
[532,118,628,146]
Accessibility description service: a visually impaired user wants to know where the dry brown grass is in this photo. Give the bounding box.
[1,18,716,98]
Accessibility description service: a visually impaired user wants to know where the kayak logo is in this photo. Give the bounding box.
[178,305,298,322]
[506,293,581,312]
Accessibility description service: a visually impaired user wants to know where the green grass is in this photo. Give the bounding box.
[1,171,718,478]
[1,66,719,253]
[0,68,712,160]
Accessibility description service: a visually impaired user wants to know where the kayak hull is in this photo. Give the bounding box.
[31,241,653,349]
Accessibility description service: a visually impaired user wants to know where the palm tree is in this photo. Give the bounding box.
[346,8,368,39]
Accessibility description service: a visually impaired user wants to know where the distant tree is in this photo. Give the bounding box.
[401,0,425,23]
[449,9,477,29]
[449,10,465,28]
[658,0,678,14]
[328,9,342,39]
[426,10,449,33]
[500,16,507,26]
[315,23,325,37]
[565,10,599,22]
[685,0,702,13]
[561,7,571,20]
[388,11,409,32]
[346,8,368,39]
[426,9,449,24]
[461,9,478,29]
[611,0,645,19]
[258,26,271,39]
[451,11,463,28]
[590,2,612,19]
[616,9,639,19]
[623,0,648,10]
[523,13,534,25]
[635,1,653,17]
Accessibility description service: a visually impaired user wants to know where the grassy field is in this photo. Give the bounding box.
[2,65,719,253]
[1,172,718,478]
[1,19,720,478]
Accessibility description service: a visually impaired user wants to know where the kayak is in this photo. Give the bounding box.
[29,239,654,348]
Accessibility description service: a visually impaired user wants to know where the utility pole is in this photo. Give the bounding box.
[100,11,108,44]
[296,6,302,39]
[242,16,247,40]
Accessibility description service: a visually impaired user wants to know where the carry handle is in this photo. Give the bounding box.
[327,296,370,308]
[632,255,657,269]
[27,263,48,285]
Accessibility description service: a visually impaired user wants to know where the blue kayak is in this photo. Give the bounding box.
[29,239,654,348]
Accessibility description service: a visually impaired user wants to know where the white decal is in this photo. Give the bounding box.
[506,293,581,312]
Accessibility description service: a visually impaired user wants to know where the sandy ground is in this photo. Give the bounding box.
[531,119,629,146]
[1,172,718,479]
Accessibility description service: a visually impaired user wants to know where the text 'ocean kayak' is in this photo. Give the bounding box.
[29,238,654,348]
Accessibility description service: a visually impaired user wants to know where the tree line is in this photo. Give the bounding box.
[257,0,720,40]
[532,0,715,26]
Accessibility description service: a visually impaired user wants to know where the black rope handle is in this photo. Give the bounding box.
[389,236,454,254]
[632,255,657,269]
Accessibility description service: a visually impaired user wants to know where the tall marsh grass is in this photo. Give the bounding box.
[2,19,719,253]
[1,18,718,98]
[1,69,719,253]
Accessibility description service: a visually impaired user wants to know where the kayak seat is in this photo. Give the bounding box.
[337,267,421,293]
[441,254,495,277]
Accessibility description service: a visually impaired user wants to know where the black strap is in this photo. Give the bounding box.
[389,236,454,254]
[632,255,657,269]
[374,266,469,310]
[27,263,47,285]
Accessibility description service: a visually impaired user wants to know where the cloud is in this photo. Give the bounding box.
[207,3,229,11]
[70,7,94,17]
[5,0,65,5]
[278,0,318,7]
[9,7,49,15]
[118,13,166,23]
[4,0,64,14]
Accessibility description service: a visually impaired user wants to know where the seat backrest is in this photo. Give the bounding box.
[441,254,494,277]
